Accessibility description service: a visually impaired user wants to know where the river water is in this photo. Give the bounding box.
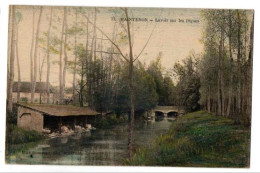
[8,118,174,165]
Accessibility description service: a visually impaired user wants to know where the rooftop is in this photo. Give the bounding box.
[13,81,54,93]
[17,104,100,117]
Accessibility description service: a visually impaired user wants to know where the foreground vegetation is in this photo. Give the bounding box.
[6,110,44,156]
[6,124,44,156]
[127,111,250,167]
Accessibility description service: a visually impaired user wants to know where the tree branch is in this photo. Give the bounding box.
[83,14,129,63]
[133,22,157,62]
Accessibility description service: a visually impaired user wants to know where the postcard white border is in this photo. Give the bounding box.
[0,0,259,172]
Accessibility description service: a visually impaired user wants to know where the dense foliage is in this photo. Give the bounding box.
[199,10,253,126]
[172,55,201,112]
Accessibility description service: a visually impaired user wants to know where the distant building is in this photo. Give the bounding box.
[12,81,55,103]
[17,104,100,132]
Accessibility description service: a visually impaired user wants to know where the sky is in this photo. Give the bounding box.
[12,6,204,87]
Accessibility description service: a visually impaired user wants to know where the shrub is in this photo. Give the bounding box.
[93,113,127,129]
[6,124,44,145]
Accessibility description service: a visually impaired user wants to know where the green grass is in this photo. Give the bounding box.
[127,111,250,167]
[6,124,44,145]
[5,107,45,162]
[6,124,45,156]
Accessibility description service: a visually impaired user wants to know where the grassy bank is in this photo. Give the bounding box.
[6,124,45,156]
[127,111,250,167]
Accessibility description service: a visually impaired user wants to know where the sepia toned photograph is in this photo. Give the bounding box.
[5,5,254,167]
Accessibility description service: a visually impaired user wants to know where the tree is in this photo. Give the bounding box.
[62,7,68,102]
[245,13,254,126]
[46,7,53,104]
[173,56,200,112]
[31,7,43,103]
[83,7,156,159]
[74,44,86,107]
[15,11,22,103]
[30,7,35,103]
[147,54,177,106]
[161,76,176,106]
[38,52,46,104]
[112,62,158,114]
[147,54,164,105]
[72,8,78,105]
[7,6,16,111]
[200,9,253,125]
[59,7,66,103]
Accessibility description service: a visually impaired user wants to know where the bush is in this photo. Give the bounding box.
[109,114,119,124]
[93,113,127,129]
[6,124,44,145]
[6,125,44,157]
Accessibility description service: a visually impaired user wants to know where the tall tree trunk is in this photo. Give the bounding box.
[15,14,21,103]
[73,10,78,105]
[220,31,225,116]
[236,10,242,122]
[46,7,53,104]
[125,8,135,160]
[207,86,211,112]
[93,8,97,61]
[39,53,42,104]
[88,9,97,108]
[93,8,97,108]
[59,8,65,104]
[241,19,248,119]
[217,44,222,116]
[39,52,46,104]
[100,34,104,113]
[30,8,35,103]
[7,7,12,97]
[226,10,233,117]
[86,16,91,107]
[85,16,89,106]
[245,14,254,126]
[32,7,43,103]
[62,7,68,100]
[107,22,117,111]
[80,63,84,107]
[7,6,16,111]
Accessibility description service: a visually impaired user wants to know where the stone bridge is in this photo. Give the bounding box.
[152,106,186,118]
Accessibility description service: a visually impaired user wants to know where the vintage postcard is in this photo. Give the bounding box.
[5,5,254,167]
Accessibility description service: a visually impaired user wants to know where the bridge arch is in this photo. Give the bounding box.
[167,111,178,118]
[154,111,164,117]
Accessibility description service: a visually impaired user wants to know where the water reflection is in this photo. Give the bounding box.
[8,118,173,165]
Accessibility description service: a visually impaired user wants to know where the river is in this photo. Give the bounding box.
[7,118,174,165]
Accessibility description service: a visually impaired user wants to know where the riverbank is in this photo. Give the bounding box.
[6,115,173,165]
[127,111,250,167]
[6,124,45,156]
